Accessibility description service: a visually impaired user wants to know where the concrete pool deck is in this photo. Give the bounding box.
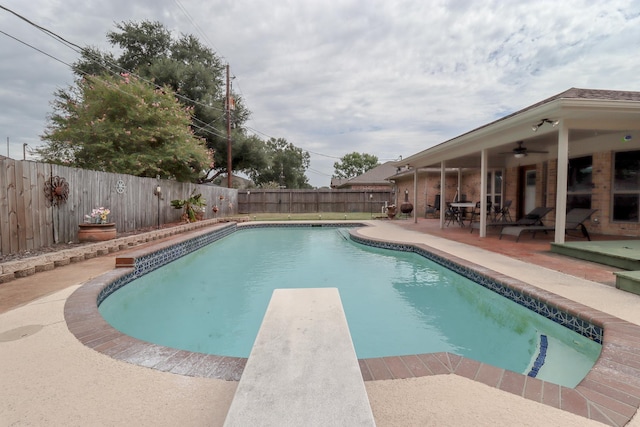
[1,219,640,426]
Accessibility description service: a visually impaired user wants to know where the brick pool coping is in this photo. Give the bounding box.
[64,222,640,426]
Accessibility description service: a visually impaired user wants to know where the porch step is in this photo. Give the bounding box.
[615,270,640,295]
[223,288,375,427]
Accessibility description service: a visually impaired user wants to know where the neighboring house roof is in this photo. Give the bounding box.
[336,162,398,188]
[330,177,347,188]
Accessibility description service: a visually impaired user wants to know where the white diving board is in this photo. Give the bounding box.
[223,288,376,427]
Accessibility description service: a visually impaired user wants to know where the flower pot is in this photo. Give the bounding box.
[386,206,397,219]
[78,223,116,243]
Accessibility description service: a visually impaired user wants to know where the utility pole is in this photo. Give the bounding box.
[226,63,232,189]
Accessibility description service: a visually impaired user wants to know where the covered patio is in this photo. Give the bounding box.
[396,88,640,244]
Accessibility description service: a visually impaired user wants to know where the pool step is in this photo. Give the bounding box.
[223,288,376,427]
[336,228,351,241]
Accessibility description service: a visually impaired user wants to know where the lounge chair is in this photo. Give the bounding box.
[470,206,553,234]
[499,208,598,242]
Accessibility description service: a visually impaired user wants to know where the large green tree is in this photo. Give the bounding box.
[37,74,210,182]
[72,20,261,182]
[333,152,380,179]
[249,138,311,189]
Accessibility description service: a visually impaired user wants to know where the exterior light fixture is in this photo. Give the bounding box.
[532,118,559,132]
[154,176,162,229]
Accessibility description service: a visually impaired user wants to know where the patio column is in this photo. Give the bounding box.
[480,149,488,237]
[554,120,569,243]
[440,161,446,229]
[414,167,418,223]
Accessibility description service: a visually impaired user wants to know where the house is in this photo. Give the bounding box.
[333,161,399,191]
[393,88,640,243]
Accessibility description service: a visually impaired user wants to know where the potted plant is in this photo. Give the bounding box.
[78,207,116,242]
[171,190,207,223]
[386,204,397,219]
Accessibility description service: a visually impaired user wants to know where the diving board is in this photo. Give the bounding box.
[223,288,376,427]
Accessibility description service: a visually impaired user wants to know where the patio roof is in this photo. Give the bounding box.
[397,87,640,243]
[400,88,640,169]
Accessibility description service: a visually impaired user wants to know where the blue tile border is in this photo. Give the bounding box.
[349,233,604,344]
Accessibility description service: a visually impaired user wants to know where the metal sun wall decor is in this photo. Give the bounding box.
[45,175,69,206]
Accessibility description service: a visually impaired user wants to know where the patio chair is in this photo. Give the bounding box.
[469,200,493,224]
[499,208,598,242]
[445,203,463,227]
[470,206,552,234]
[495,200,513,222]
[425,194,441,218]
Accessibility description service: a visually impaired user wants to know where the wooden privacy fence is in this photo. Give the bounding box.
[237,189,393,214]
[0,158,237,256]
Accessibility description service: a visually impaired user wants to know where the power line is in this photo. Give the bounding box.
[173,0,223,61]
[170,1,366,170]
[3,4,379,180]
[0,29,75,68]
[307,167,332,177]
[1,4,227,117]
[1,30,230,143]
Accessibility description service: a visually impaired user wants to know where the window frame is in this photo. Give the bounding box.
[612,149,640,223]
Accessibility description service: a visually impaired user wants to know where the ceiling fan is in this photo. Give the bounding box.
[501,141,548,158]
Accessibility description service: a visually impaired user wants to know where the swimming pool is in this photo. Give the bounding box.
[99,226,601,387]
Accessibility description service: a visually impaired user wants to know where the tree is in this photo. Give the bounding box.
[333,152,380,179]
[37,74,210,182]
[249,138,311,189]
[72,20,259,182]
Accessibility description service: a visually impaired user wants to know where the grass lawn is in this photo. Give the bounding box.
[236,212,388,221]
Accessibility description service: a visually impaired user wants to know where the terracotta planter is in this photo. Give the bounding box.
[386,206,397,219]
[78,223,116,242]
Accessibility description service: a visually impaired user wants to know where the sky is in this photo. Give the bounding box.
[1,1,639,187]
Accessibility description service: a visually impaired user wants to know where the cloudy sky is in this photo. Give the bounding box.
[1,1,639,187]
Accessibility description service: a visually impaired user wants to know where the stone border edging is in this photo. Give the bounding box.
[0,217,249,284]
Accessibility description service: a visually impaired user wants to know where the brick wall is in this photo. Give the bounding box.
[392,150,638,237]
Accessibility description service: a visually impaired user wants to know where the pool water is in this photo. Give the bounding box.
[99,227,601,387]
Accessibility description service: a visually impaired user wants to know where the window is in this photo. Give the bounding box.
[486,170,503,208]
[567,156,592,210]
[613,150,640,222]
